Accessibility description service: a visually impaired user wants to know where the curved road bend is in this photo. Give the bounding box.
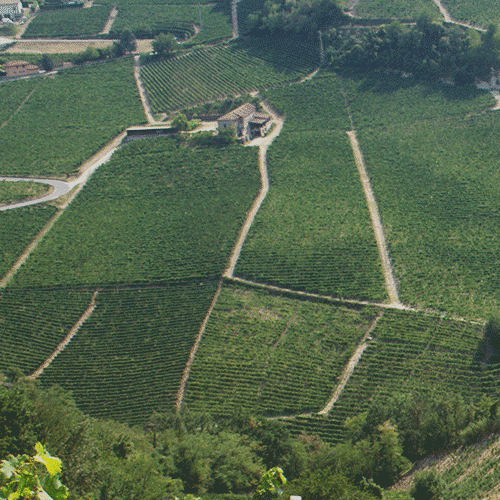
[0,177,72,211]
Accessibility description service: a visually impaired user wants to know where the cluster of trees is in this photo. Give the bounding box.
[2,374,500,500]
[72,29,137,64]
[327,16,500,84]
[247,0,345,35]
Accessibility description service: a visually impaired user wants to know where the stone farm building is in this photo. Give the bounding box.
[217,103,271,142]
[0,0,22,20]
[3,60,39,78]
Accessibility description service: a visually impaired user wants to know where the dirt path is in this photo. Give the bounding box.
[100,6,118,35]
[228,276,411,311]
[224,104,283,278]
[26,290,99,380]
[0,77,43,132]
[318,311,383,414]
[347,130,401,306]
[432,0,485,30]
[231,0,241,38]
[133,55,156,125]
[175,279,223,411]
[299,67,319,83]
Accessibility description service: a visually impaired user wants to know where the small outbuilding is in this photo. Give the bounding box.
[0,0,23,20]
[217,103,271,142]
[3,60,40,78]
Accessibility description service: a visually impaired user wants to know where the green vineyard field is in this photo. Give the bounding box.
[345,75,500,317]
[0,287,94,375]
[440,0,500,26]
[282,309,490,443]
[0,78,38,126]
[0,205,57,279]
[11,137,259,287]
[184,283,378,416]
[22,3,113,38]
[235,128,386,301]
[109,1,231,40]
[141,39,317,114]
[40,283,217,424]
[353,0,440,19]
[0,58,144,178]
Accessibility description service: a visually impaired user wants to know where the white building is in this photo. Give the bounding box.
[0,0,23,20]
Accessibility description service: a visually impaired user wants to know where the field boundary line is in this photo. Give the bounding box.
[26,289,99,380]
[0,77,44,132]
[318,311,383,414]
[133,56,156,125]
[223,103,284,278]
[347,130,401,306]
[175,278,224,411]
[227,276,411,310]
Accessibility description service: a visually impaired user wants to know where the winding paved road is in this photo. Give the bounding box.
[0,177,72,211]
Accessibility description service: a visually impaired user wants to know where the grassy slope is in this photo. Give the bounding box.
[40,283,217,424]
[235,73,387,301]
[0,58,144,178]
[184,283,377,416]
[345,75,500,317]
[0,181,51,206]
[11,138,259,287]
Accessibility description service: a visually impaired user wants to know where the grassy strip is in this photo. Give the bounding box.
[345,75,500,317]
[354,0,440,19]
[0,58,144,178]
[0,287,93,375]
[235,130,387,301]
[0,204,57,279]
[39,282,218,424]
[0,181,52,206]
[11,137,259,287]
[184,283,377,416]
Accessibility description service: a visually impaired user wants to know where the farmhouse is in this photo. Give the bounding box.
[217,103,271,142]
[3,60,40,78]
[0,0,22,20]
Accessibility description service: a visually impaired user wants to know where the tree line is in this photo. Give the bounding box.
[2,368,500,500]
[325,16,500,85]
